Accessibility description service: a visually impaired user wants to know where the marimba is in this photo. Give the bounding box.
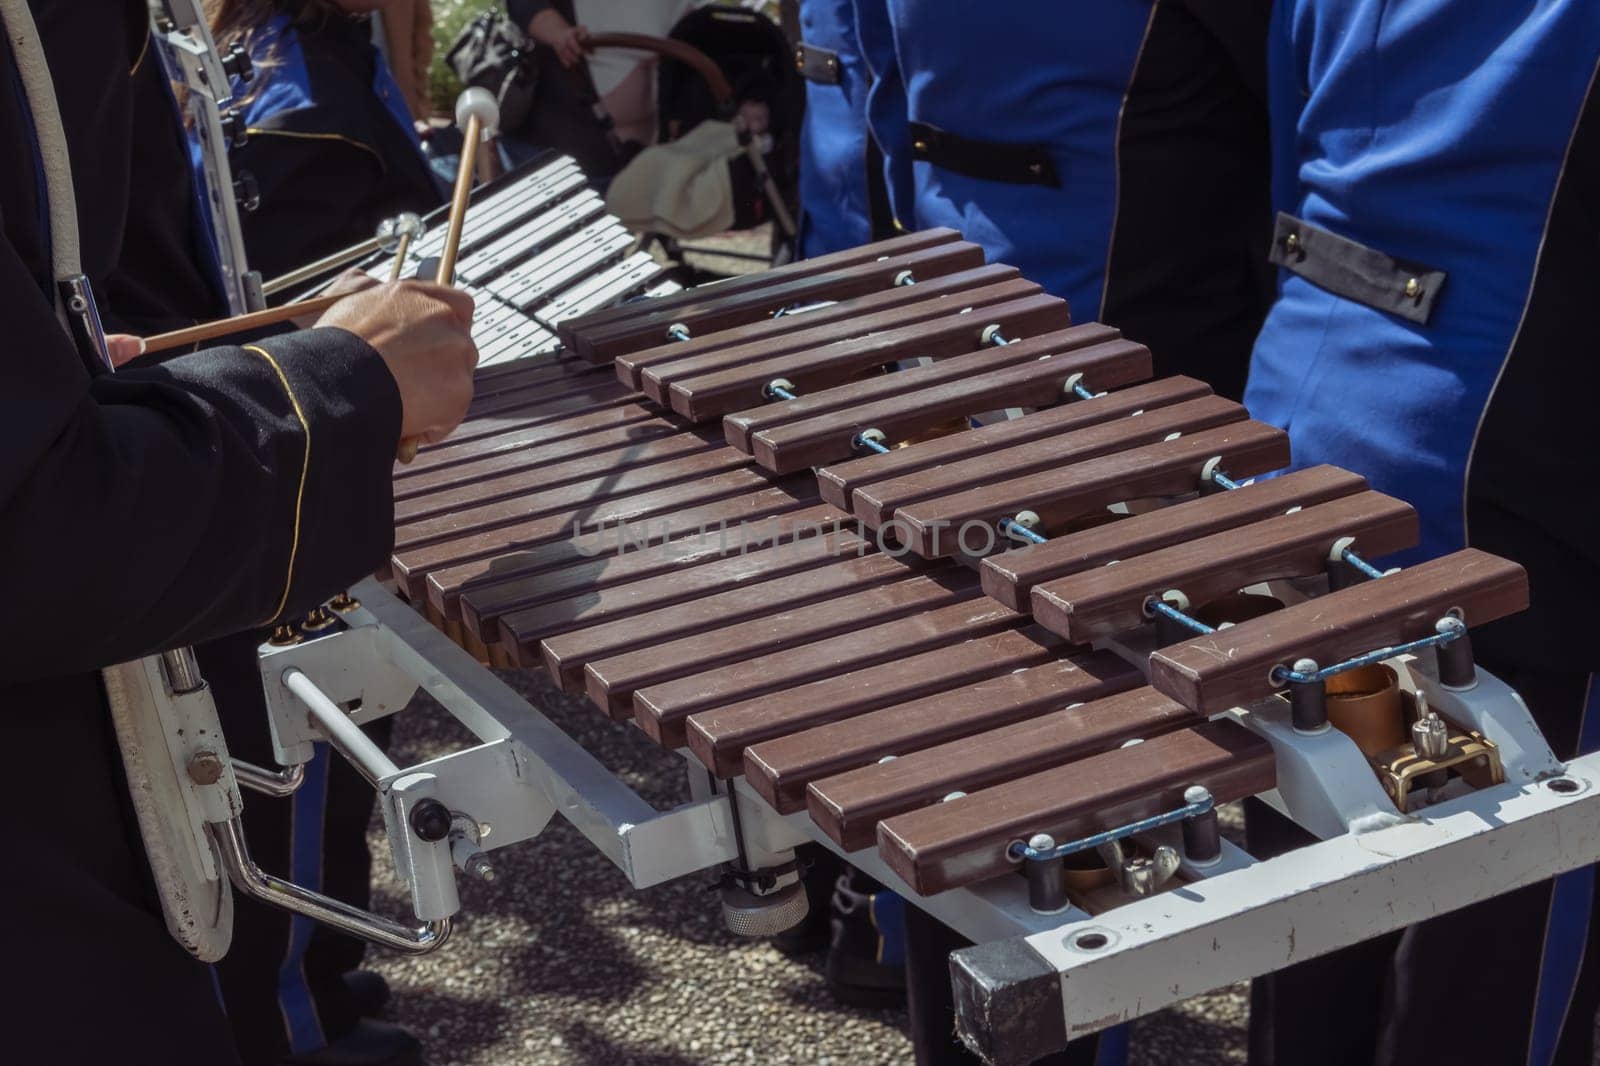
[234,218,1599,1065]
[379,224,1527,905]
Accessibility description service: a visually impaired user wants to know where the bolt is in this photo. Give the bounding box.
[188,750,225,786]
[465,853,497,883]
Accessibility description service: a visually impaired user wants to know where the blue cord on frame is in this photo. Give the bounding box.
[1147,597,1216,636]
[1009,793,1216,863]
[1273,617,1466,685]
[1206,466,1388,579]
[1000,518,1048,544]
[853,432,890,455]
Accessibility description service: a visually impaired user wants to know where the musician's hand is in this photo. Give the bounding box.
[291,268,378,330]
[106,334,147,368]
[315,281,480,445]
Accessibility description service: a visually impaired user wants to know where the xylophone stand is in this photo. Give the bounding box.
[145,574,1600,1064]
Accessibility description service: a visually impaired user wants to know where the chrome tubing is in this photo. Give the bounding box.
[211,817,451,955]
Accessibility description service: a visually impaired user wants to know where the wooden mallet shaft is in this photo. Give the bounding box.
[142,292,345,355]
[396,89,499,463]
[434,116,482,288]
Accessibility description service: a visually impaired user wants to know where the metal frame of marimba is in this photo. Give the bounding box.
[252,579,1600,1064]
[181,198,1600,1063]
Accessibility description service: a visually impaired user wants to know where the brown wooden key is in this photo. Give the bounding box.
[642,277,1040,406]
[848,393,1244,527]
[742,652,1141,814]
[875,720,1275,895]
[816,375,1215,512]
[618,262,1019,391]
[981,464,1370,610]
[667,294,1070,422]
[808,686,1196,851]
[1149,548,1529,715]
[747,340,1159,476]
[563,229,966,361]
[1032,490,1419,642]
[891,420,1291,557]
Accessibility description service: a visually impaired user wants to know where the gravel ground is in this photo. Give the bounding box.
[365,669,1249,1066]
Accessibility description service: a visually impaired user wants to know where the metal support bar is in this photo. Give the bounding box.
[853,429,890,455]
[210,817,450,955]
[345,579,739,888]
[281,666,400,785]
[233,759,306,798]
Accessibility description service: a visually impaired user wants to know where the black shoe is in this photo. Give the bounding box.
[825,870,908,1009]
[280,1020,423,1066]
[341,970,391,1017]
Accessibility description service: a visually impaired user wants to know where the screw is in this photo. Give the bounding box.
[464,853,497,883]
[188,750,225,786]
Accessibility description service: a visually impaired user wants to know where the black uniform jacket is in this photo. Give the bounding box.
[231,12,442,279]
[1,4,403,1061]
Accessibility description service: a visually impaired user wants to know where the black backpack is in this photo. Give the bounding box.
[444,10,540,131]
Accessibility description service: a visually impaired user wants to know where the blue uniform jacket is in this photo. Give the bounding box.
[1245,0,1600,666]
[215,12,440,279]
[855,0,1273,398]
[795,0,911,255]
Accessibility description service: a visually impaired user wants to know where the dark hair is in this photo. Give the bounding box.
[205,0,346,68]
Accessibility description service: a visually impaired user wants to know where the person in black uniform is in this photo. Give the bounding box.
[198,4,446,1063]
[206,0,444,280]
[0,3,478,1063]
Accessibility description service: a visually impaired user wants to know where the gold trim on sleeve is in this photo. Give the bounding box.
[245,344,310,623]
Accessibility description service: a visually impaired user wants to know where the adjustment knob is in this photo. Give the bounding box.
[409,798,452,842]
[719,880,809,937]
[233,170,260,212]
[222,42,254,84]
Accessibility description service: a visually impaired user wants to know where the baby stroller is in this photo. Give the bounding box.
[504,5,804,279]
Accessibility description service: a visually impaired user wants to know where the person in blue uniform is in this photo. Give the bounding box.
[206,0,443,280]
[855,0,1273,401]
[789,0,906,256]
[1242,3,1600,1064]
[0,3,478,1064]
[795,5,1272,1060]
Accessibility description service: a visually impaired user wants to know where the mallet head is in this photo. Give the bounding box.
[454,87,500,139]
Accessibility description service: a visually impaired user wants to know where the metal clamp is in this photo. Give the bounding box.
[1009,789,1216,911]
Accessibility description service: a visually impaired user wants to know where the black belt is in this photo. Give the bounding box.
[1270,212,1447,325]
[907,121,1060,188]
[794,43,840,85]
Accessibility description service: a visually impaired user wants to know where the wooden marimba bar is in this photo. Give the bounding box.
[385,229,1528,903]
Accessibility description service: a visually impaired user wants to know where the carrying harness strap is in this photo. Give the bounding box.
[0,0,109,368]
